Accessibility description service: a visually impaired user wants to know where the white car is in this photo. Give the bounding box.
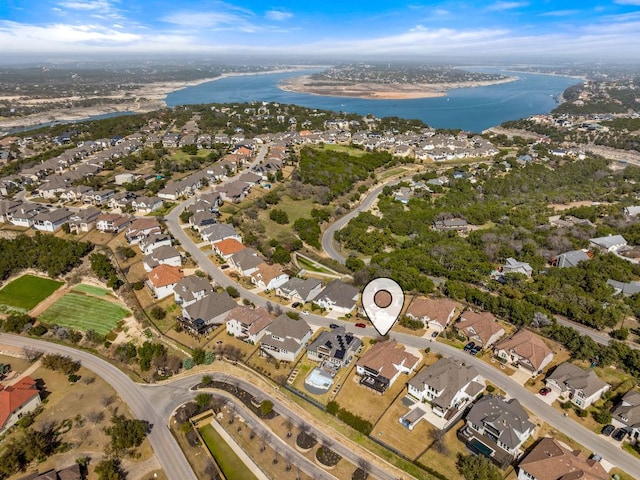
[301,310,310,316]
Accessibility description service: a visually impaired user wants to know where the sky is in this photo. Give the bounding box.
[1,0,640,61]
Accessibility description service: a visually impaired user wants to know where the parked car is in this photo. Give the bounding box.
[355,322,366,328]
[301,310,310,316]
[220,264,229,269]
[291,302,301,308]
[431,331,439,338]
[469,346,481,355]
[612,428,628,441]
[539,387,551,396]
[329,323,339,329]
[463,342,475,352]
[602,424,615,436]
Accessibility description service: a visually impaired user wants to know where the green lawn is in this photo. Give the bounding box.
[322,144,368,157]
[199,424,258,480]
[296,255,334,274]
[72,284,113,297]
[39,291,130,335]
[0,274,64,311]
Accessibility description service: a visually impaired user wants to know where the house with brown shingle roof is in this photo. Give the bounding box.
[147,264,184,299]
[225,306,273,343]
[456,311,505,348]
[260,314,312,362]
[173,275,213,308]
[545,362,610,409]
[405,297,459,331]
[212,238,245,259]
[0,376,41,435]
[249,263,290,290]
[494,330,554,375]
[516,437,607,480]
[355,341,420,393]
[183,292,238,332]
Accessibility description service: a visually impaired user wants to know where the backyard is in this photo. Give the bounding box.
[38,286,131,335]
[0,274,63,311]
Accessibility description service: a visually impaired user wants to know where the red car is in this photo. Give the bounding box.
[355,322,366,328]
[539,387,551,396]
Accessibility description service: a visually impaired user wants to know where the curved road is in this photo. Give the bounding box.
[0,333,198,480]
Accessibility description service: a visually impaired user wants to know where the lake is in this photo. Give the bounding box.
[166,69,579,132]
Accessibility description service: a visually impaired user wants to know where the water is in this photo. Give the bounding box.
[3,110,138,135]
[166,69,579,132]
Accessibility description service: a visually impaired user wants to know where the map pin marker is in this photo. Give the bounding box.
[362,278,404,336]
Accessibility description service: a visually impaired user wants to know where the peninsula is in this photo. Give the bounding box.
[279,63,517,99]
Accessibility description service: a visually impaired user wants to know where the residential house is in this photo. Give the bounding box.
[312,280,359,315]
[516,437,607,480]
[173,275,213,308]
[407,357,484,425]
[142,245,182,272]
[201,223,242,244]
[494,330,554,375]
[8,203,42,228]
[623,206,640,217]
[0,199,21,223]
[131,196,163,214]
[139,232,172,256]
[589,234,627,253]
[114,172,135,185]
[225,306,273,344]
[545,362,610,409]
[307,327,362,368]
[459,395,535,469]
[607,279,640,297]
[20,463,84,480]
[96,213,130,233]
[60,185,93,203]
[501,258,533,278]
[218,181,249,203]
[432,218,468,231]
[260,314,312,362]
[249,263,290,290]
[188,211,218,231]
[0,376,41,435]
[355,340,420,393]
[227,247,265,276]
[611,390,640,441]
[32,208,73,232]
[147,264,184,300]
[212,238,246,260]
[68,207,100,234]
[276,277,323,304]
[405,297,459,331]
[182,292,238,332]
[456,311,505,348]
[552,250,591,268]
[125,218,162,245]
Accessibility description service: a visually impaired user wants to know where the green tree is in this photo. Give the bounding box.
[456,454,501,480]
[260,400,274,417]
[269,209,289,224]
[95,458,127,480]
[195,393,212,411]
[226,286,240,298]
[104,415,150,455]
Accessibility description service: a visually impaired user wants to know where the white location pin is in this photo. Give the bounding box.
[361,277,404,336]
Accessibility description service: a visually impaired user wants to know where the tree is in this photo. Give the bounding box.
[195,393,212,411]
[226,286,240,298]
[104,415,150,455]
[95,458,127,480]
[269,209,289,224]
[260,400,274,417]
[149,306,166,321]
[456,453,501,480]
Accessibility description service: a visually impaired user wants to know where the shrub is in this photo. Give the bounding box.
[269,209,289,224]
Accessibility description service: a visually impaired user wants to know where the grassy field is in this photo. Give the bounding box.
[72,283,112,297]
[0,274,63,310]
[199,424,258,480]
[322,144,368,157]
[39,291,130,335]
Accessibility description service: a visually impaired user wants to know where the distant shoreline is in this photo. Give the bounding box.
[0,67,312,132]
[277,74,519,100]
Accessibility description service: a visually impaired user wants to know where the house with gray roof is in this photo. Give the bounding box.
[459,395,535,469]
[307,327,362,368]
[32,208,73,232]
[142,245,182,272]
[260,314,312,362]
[612,390,640,441]
[0,199,22,223]
[407,357,484,429]
[200,223,242,244]
[589,234,627,253]
[552,249,591,268]
[545,362,610,409]
[173,275,213,308]
[228,247,264,276]
[312,280,359,315]
[68,207,100,234]
[607,279,640,297]
[501,258,533,278]
[275,277,323,304]
[139,232,172,256]
[182,292,237,333]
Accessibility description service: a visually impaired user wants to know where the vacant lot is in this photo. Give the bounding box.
[39,288,130,335]
[199,423,258,480]
[0,274,63,311]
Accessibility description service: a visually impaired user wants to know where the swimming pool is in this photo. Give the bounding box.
[304,367,334,394]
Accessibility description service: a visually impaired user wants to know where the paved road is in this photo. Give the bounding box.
[0,334,198,480]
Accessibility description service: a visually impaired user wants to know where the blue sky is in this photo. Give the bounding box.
[1,0,640,59]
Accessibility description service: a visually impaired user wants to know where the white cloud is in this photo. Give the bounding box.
[486,1,529,11]
[539,10,580,17]
[265,10,292,21]
[614,0,640,5]
[56,0,116,11]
